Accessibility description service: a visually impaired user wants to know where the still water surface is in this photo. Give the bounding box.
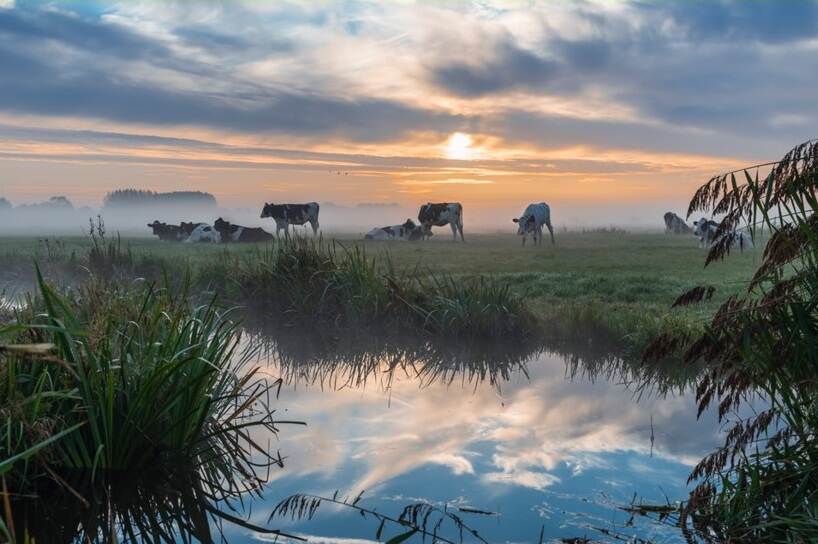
[220,340,724,543]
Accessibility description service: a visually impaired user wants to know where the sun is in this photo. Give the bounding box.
[444,132,474,160]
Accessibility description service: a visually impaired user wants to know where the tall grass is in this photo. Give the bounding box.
[229,237,535,339]
[0,272,294,542]
[644,139,818,541]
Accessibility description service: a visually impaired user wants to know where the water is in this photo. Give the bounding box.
[218,339,724,543]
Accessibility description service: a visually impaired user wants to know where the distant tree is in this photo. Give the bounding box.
[47,196,73,209]
[103,189,218,208]
[0,197,11,210]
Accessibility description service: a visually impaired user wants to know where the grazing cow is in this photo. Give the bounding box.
[214,217,274,243]
[181,222,221,243]
[664,212,692,234]
[260,202,320,238]
[417,202,464,242]
[693,218,752,250]
[147,220,184,241]
[364,219,423,241]
[512,202,555,246]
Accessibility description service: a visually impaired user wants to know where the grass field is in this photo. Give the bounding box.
[0,229,760,352]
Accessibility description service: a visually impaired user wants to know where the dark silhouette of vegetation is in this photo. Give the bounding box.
[644,139,818,541]
[0,274,301,542]
[272,491,494,544]
[102,189,217,208]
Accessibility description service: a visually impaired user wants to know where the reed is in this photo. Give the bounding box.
[228,236,535,339]
[644,139,818,541]
[0,271,294,542]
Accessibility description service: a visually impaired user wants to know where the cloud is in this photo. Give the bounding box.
[638,0,818,44]
[0,5,464,141]
[483,470,561,491]
[431,39,559,97]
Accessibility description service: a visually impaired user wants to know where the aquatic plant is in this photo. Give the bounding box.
[272,491,495,544]
[0,272,297,542]
[644,139,818,541]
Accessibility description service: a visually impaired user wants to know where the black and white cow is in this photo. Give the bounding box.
[214,218,274,243]
[512,202,554,246]
[692,218,752,250]
[148,221,184,241]
[180,221,220,243]
[260,202,320,238]
[364,219,423,241]
[417,202,464,242]
[664,212,692,234]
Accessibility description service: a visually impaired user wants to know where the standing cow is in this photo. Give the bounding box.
[260,202,320,238]
[417,202,464,242]
[513,202,554,246]
[664,212,692,234]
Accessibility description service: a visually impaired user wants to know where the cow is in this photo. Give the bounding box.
[364,219,423,241]
[512,202,554,246]
[417,202,464,242]
[693,218,752,250]
[260,202,320,238]
[664,212,692,234]
[213,217,274,243]
[181,222,221,243]
[147,221,184,241]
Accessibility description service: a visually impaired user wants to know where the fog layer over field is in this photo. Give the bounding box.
[0,196,686,236]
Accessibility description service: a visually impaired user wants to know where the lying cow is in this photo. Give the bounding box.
[148,220,184,241]
[260,202,320,238]
[181,221,221,243]
[214,217,274,243]
[364,219,423,241]
[513,202,555,246]
[418,202,464,242]
[692,218,752,250]
[664,212,692,234]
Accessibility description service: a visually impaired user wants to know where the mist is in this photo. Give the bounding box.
[0,192,690,237]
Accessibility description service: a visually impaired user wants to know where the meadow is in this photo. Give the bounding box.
[0,228,760,352]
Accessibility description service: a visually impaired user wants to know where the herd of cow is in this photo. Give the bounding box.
[664,212,752,249]
[146,202,746,250]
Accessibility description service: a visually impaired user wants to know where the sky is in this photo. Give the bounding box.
[0,0,816,226]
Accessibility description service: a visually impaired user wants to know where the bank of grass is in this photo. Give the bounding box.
[0,230,759,348]
[0,273,291,542]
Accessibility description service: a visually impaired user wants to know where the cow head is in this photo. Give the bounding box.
[179,221,201,235]
[147,220,165,234]
[692,218,707,237]
[512,216,535,235]
[260,203,274,218]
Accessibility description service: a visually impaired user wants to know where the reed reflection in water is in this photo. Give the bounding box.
[233,330,723,543]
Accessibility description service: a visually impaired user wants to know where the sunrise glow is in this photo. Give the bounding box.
[0,0,811,225]
[444,132,475,160]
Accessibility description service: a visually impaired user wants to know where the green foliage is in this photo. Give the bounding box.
[230,236,535,339]
[0,272,290,542]
[646,139,818,541]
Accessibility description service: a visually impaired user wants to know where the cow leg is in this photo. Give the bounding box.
[458,220,465,243]
[521,235,526,247]
[311,220,319,236]
[546,222,555,245]
[450,222,458,242]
